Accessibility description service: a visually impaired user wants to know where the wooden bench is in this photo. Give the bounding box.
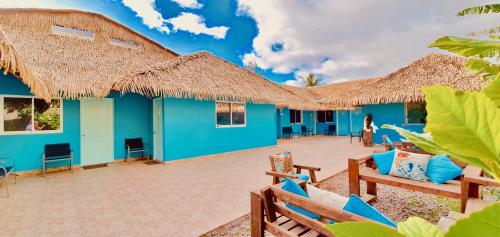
[348,154,496,213]
[250,182,383,237]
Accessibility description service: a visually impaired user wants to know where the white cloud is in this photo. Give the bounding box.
[237,0,500,85]
[167,12,229,39]
[171,0,203,9]
[122,0,170,33]
[0,0,73,9]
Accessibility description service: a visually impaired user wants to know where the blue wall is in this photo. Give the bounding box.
[162,98,277,161]
[0,73,81,171]
[276,107,314,138]
[111,92,152,159]
[0,72,153,171]
[316,111,336,135]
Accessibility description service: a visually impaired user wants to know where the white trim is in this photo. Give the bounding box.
[289,109,302,124]
[215,101,247,128]
[0,95,63,135]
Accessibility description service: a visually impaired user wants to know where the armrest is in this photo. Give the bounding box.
[349,154,373,164]
[293,164,321,171]
[462,166,499,187]
[265,171,297,179]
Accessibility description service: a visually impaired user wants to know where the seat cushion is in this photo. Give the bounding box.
[343,194,397,228]
[389,149,431,181]
[281,178,320,219]
[426,155,463,184]
[271,152,294,174]
[372,150,395,175]
[307,184,349,210]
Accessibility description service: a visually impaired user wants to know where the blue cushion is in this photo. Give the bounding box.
[426,155,463,184]
[281,178,320,219]
[343,195,397,228]
[297,174,310,181]
[385,136,394,145]
[372,150,395,175]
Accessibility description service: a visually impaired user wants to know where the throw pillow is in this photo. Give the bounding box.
[426,155,463,184]
[389,149,431,181]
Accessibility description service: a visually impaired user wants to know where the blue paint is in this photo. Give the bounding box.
[350,108,364,133]
[0,73,80,171]
[110,92,152,159]
[162,98,277,161]
[316,111,336,135]
[276,107,314,138]
[336,110,351,136]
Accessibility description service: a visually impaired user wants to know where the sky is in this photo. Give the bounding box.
[1,0,499,86]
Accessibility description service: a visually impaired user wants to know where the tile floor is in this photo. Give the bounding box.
[0,136,377,237]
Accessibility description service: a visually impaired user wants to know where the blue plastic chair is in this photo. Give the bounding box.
[0,157,16,197]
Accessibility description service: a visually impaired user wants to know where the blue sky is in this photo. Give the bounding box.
[1,0,499,85]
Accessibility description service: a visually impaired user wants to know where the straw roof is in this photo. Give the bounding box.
[0,8,177,99]
[315,53,486,108]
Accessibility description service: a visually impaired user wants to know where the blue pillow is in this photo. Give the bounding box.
[297,174,310,181]
[372,150,395,175]
[385,136,394,146]
[343,195,397,228]
[281,178,320,219]
[426,155,463,184]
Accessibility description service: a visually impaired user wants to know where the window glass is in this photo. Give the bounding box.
[232,103,245,125]
[317,111,325,123]
[3,97,32,132]
[216,102,231,126]
[325,110,333,122]
[290,109,301,124]
[34,99,61,131]
[407,102,427,124]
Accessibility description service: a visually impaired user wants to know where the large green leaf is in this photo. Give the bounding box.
[457,4,500,16]
[482,73,500,107]
[423,86,500,180]
[398,217,444,237]
[445,202,500,237]
[466,58,500,81]
[325,222,403,237]
[429,36,500,58]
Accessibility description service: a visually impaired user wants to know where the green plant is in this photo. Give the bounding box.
[300,73,321,87]
[326,4,500,236]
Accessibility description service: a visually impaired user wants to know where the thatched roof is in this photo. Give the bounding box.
[0,8,177,99]
[315,53,486,108]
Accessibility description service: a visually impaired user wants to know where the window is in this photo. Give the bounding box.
[317,110,334,123]
[0,96,62,134]
[289,109,302,124]
[406,102,427,124]
[216,102,246,127]
[52,25,94,41]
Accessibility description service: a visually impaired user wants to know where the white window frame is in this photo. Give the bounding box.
[289,109,302,124]
[404,102,426,125]
[215,101,246,128]
[0,95,64,136]
[317,110,334,123]
[52,25,95,41]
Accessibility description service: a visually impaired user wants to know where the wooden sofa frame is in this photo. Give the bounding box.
[348,153,498,213]
[250,182,380,237]
[266,155,321,185]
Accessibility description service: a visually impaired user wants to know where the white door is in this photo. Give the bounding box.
[80,98,114,166]
[153,98,163,161]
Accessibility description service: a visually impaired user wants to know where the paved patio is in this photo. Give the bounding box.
[0,136,377,237]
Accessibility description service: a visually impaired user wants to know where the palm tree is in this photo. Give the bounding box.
[300,73,321,87]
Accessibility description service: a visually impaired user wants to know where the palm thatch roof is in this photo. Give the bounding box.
[315,53,486,108]
[0,8,177,99]
[117,51,327,110]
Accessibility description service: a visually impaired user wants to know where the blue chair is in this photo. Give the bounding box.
[0,157,16,197]
[281,127,293,139]
[125,138,149,162]
[42,143,73,176]
[325,125,336,136]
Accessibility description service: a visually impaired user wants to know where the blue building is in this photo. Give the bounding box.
[0,9,483,174]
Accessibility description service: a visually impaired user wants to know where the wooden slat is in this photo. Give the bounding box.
[361,193,376,203]
[359,167,461,198]
[299,230,321,237]
[265,221,294,237]
[275,204,333,236]
[279,219,300,231]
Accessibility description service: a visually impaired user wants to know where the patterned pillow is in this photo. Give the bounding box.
[389,149,431,181]
[271,151,294,174]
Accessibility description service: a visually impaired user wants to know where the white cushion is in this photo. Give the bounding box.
[306,184,349,210]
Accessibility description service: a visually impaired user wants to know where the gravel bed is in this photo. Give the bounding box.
[204,170,498,236]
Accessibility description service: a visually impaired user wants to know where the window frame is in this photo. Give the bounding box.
[317,110,334,123]
[0,95,64,136]
[404,102,427,125]
[289,109,302,124]
[215,101,246,128]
